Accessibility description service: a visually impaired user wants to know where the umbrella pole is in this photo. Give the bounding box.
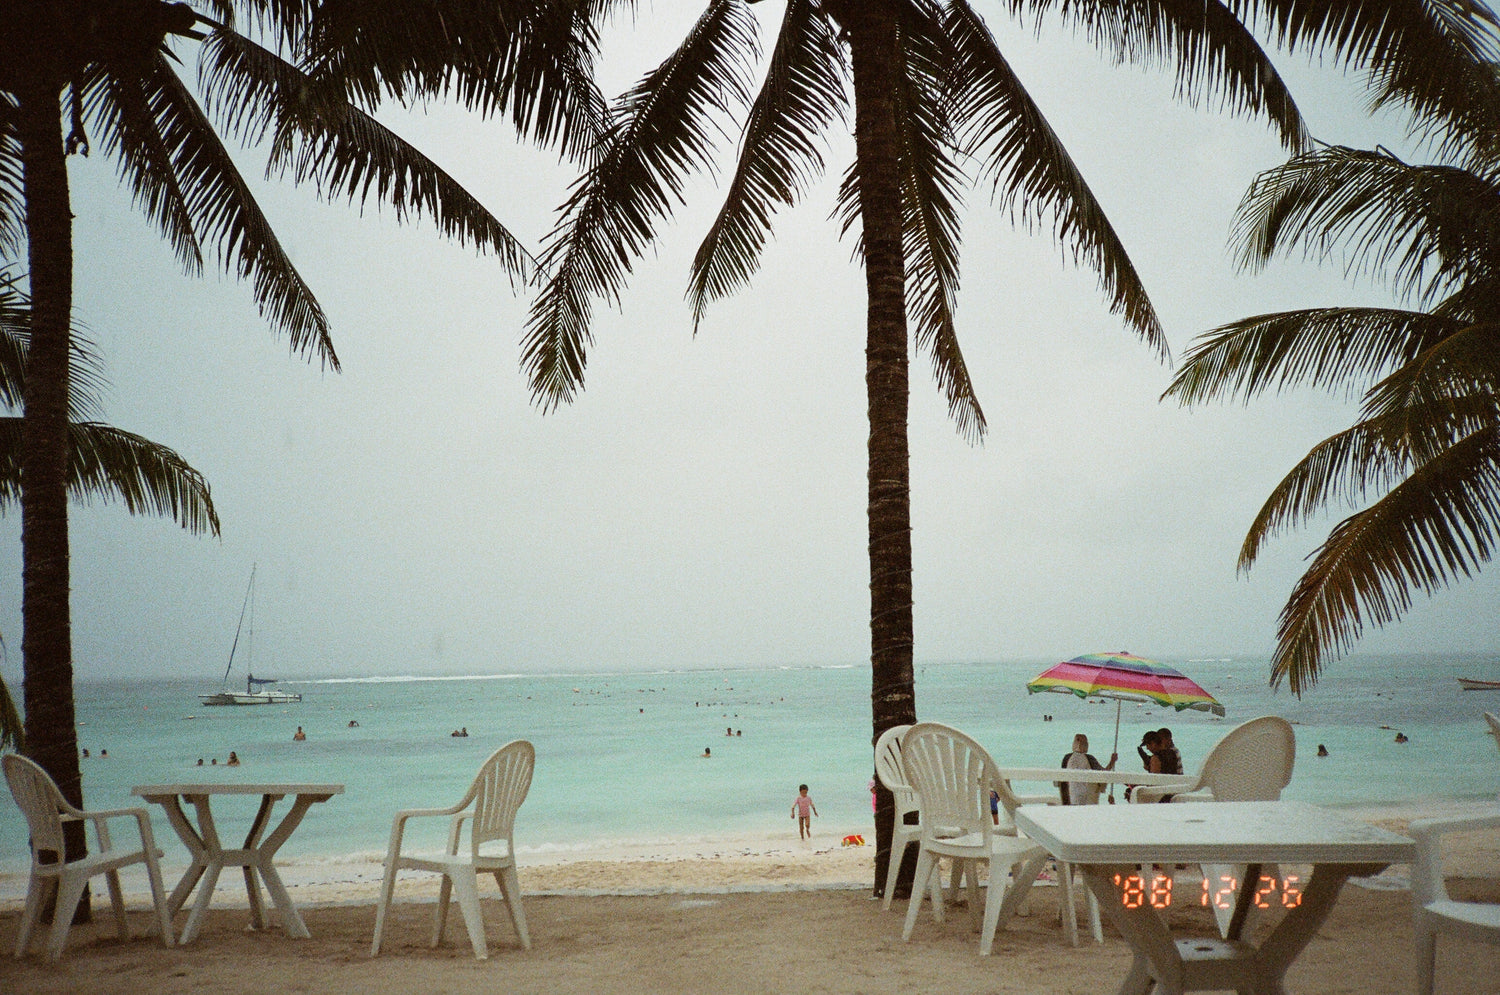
[1108,699,1122,802]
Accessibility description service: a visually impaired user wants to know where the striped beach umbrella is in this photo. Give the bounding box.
[1027,652,1225,767]
[1027,652,1226,716]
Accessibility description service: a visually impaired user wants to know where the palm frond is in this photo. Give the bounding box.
[1244,0,1500,156]
[1232,145,1500,306]
[302,0,614,163]
[687,0,846,330]
[208,0,311,52]
[0,95,23,261]
[105,47,336,368]
[1011,0,1309,151]
[0,272,117,423]
[1238,420,1403,571]
[0,418,220,535]
[80,65,206,275]
[89,46,336,366]
[525,0,761,408]
[1270,424,1500,693]
[895,6,985,442]
[0,663,21,752]
[1165,306,1462,405]
[201,28,537,285]
[1359,319,1500,461]
[945,0,1167,357]
[1365,43,1500,169]
[0,271,24,411]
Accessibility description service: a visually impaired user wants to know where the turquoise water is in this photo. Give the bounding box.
[3,653,1497,875]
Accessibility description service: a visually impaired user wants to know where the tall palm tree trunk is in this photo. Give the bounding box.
[17,74,89,918]
[844,4,918,900]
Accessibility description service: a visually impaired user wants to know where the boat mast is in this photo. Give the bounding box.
[222,565,256,689]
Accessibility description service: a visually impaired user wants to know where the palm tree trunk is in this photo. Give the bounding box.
[17,74,89,919]
[844,4,918,900]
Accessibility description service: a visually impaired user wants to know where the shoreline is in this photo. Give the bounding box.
[4,797,1496,913]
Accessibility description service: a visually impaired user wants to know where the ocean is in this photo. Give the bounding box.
[3,652,1498,882]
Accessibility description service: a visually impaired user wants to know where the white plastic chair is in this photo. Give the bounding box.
[371,740,535,960]
[874,724,920,910]
[1132,715,1296,804]
[1133,715,1296,938]
[3,753,174,960]
[898,723,1048,955]
[1410,807,1500,995]
[1052,780,1106,946]
[875,724,974,911]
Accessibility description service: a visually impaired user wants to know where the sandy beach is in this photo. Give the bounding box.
[2,805,1497,994]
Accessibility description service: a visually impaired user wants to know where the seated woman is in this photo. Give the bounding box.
[1059,733,1116,805]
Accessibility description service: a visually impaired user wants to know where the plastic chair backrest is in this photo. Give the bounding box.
[469,740,535,853]
[1486,712,1500,754]
[874,725,917,819]
[1197,715,1296,802]
[3,753,69,857]
[901,723,1014,841]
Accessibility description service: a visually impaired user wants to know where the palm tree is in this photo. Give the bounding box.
[517,0,1500,894]
[1163,75,1500,694]
[0,0,605,902]
[0,269,220,753]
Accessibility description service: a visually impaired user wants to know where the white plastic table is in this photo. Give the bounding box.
[132,782,343,943]
[1014,801,1415,995]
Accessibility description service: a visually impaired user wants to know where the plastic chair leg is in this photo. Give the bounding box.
[14,874,51,957]
[1416,922,1437,995]
[45,873,89,961]
[369,860,400,956]
[979,856,1009,955]
[432,876,453,947]
[902,848,937,941]
[448,870,488,960]
[882,838,912,911]
[1058,860,1080,947]
[494,865,530,950]
[105,869,129,940]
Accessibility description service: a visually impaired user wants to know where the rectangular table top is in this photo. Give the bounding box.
[132,783,345,797]
[1014,800,1415,865]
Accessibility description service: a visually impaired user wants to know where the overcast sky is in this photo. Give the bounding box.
[3,3,1497,687]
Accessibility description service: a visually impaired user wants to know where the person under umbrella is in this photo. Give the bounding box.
[1059,733,1116,805]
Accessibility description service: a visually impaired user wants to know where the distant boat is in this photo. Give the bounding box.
[1457,677,1500,691]
[198,566,301,707]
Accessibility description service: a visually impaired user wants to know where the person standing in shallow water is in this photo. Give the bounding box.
[791,784,818,839]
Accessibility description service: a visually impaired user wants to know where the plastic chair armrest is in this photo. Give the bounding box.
[391,802,471,824]
[447,813,473,853]
[80,805,152,850]
[1012,793,1058,807]
[1409,809,1500,841]
[1409,808,1500,906]
[386,804,468,855]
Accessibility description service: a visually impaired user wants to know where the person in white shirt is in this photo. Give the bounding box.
[1059,733,1116,805]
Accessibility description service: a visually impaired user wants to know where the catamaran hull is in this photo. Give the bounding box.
[1458,678,1500,691]
[198,691,302,706]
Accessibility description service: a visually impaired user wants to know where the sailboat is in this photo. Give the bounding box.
[198,566,302,706]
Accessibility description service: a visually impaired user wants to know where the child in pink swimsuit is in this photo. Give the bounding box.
[791,784,819,839]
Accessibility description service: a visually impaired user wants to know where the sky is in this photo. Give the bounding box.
[2,3,1498,688]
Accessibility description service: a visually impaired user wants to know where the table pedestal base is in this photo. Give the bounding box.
[1082,861,1388,995]
[148,791,331,944]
